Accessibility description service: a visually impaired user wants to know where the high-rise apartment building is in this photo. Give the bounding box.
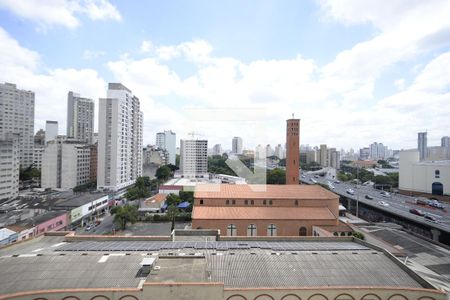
[212,144,222,156]
[67,91,94,144]
[180,139,208,178]
[41,138,93,189]
[45,121,58,144]
[265,144,274,157]
[274,144,284,159]
[319,144,328,167]
[0,133,20,201]
[418,132,427,161]
[442,136,450,148]
[232,137,243,154]
[156,130,176,165]
[33,146,44,171]
[97,83,143,192]
[286,118,300,184]
[359,147,370,160]
[0,83,35,168]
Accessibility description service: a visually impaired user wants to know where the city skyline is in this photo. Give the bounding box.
[0,1,449,149]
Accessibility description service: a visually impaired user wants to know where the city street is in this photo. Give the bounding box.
[301,173,450,231]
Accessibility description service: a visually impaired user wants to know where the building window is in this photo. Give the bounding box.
[267,224,277,236]
[200,199,204,205]
[226,199,230,205]
[299,227,307,236]
[250,200,254,205]
[227,224,237,236]
[247,224,257,236]
[232,199,236,205]
[263,200,266,205]
[269,200,273,205]
[245,200,248,205]
[295,200,298,206]
[435,170,440,178]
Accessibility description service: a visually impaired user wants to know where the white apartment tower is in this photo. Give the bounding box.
[97,83,143,191]
[418,132,427,161]
[156,130,176,165]
[67,91,95,144]
[45,121,58,144]
[0,83,35,168]
[180,139,208,178]
[0,133,20,201]
[232,137,243,154]
[41,138,92,189]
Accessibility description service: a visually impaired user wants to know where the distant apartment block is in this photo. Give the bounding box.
[180,139,208,178]
[156,130,176,165]
[45,121,58,144]
[143,145,168,165]
[0,133,20,201]
[97,83,143,192]
[442,136,450,148]
[0,83,35,167]
[41,138,93,189]
[33,145,44,171]
[67,91,95,144]
[232,136,243,154]
[212,144,222,156]
[418,132,428,161]
[34,129,45,146]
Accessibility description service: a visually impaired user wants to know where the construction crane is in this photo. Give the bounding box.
[187,131,204,140]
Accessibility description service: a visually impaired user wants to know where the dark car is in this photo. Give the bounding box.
[409,208,425,216]
[424,214,438,222]
[365,195,373,200]
[415,198,429,205]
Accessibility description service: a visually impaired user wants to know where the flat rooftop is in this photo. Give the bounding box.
[0,235,434,295]
[194,184,338,199]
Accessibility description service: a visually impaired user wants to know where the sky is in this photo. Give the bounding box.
[0,0,449,151]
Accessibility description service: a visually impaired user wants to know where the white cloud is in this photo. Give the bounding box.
[394,79,405,91]
[0,0,121,30]
[82,49,106,60]
[0,26,106,133]
[140,40,153,53]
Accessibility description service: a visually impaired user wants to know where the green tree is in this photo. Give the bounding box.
[112,205,138,230]
[19,167,41,181]
[387,172,399,188]
[165,193,181,206]
[166,205,180,232]
[373,175,391,185]
[155,165,171,181]
[267,168,286,184]
[352,232,365,240]
[166,164,178,172]
[125,176,151,200]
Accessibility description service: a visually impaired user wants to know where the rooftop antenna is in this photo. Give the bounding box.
[292,113,294,119]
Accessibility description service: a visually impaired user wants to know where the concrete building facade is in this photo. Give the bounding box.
[0,82,35,168]
[41,138,93,189]
[319,144,328,167]
[212,144,222,156]
[32,145,44,170]
[442,136,450,148]
[156,130,176,165]
[0,133,19,201]
[418,132,428,161]
[67,91,94,144]
[285,118,300,184]
[45,120,58,144]
[232,136,243,154]
[399,150,449,198]
[180,139,208,178]
[97,83,143,192]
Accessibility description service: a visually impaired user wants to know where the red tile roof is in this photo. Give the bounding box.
[192,206,336,220]
[194,184,338,200]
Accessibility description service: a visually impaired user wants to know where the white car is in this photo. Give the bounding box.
[346,189,355,195]
[380,191,390,197]
[310,178,317,184]
[378,201,389,207]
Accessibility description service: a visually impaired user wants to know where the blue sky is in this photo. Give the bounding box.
[0,0,449,151]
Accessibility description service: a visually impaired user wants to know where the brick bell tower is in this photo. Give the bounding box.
[286,115,300,184]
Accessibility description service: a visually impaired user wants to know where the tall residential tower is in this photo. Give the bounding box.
[0,83,35,167]
[67,91,95,144]
[418,132,427,161]
[286,117,300,184]
[97,83,143,191]
[232,137,243,154]
[156,130,176,165]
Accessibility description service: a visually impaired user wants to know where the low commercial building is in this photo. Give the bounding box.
[192,184,340,236]
[399,150,449,199]
[0,233,446,300]
[56,193,110,226]
[139,193,167,214]
[0,228,17,245]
